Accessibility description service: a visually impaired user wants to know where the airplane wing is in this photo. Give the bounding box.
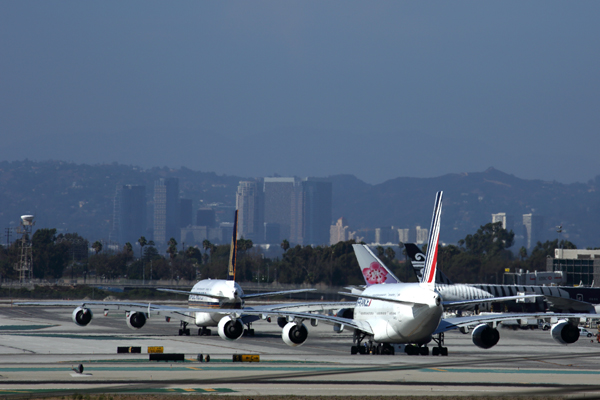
[242,289,316,299]
[156,288,316,300]
[442,294,542,308]
[338,291,429,306]
[156,289,231,300]
[176,304,373,335]
[434,312,599,335]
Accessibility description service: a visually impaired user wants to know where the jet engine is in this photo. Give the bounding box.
[336,308,354,319]
[218,316,244,341]
[471,323,500,349]
[551,320,580,344]
[282,322,308,347]
[72,307,93,326]
[126,311,147,330]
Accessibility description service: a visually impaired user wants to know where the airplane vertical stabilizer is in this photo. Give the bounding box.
[227,210,238,281]
[353,244,401,286]
[421,191,443,289]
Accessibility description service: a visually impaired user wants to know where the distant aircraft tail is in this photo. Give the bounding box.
[405,242,453,285]
[421,191,443,289]
[353,244,401,286]
[227,210,238,281]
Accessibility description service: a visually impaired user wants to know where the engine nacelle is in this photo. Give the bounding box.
[218,316,244,341]
[72,307,93,326]
[126,311,147,330]
[551,320,580,345]
[471,323,500,349]
[336,308,354,319]
[282,322,308,347]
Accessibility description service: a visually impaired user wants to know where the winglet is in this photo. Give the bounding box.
[353,244,401,286]
[421,191,443,288]
[227,210,238,281]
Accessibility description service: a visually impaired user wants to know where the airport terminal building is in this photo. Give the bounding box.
[547,249,600,287]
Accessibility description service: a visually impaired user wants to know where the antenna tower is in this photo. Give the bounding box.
[16,215,35,283]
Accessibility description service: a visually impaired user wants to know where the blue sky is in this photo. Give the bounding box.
[1,1,599,184]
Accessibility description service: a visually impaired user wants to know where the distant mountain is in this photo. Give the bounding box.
[329,167,600,247]
[1,161,598,248]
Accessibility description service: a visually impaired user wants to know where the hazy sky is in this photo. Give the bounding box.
[1,1,599,184]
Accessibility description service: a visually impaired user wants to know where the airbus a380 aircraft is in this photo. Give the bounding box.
[17,211,350,342]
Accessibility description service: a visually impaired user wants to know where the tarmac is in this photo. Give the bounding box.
[1,303,600,397]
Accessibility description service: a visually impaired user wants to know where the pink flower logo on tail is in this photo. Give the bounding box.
[362,262,388,284]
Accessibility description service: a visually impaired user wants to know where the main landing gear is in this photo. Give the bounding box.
[243,322,255,337]
[350,331,395,355]
[179,321,191,336]
[198,327,212,336]
[350,331,449,356]
[431,332,448,356]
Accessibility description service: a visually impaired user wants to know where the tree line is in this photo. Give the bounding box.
[0,222,585,285]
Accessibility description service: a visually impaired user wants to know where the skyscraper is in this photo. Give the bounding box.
[263,177,297,242]
[153,178,179,244]
[523,214,544,249]
[236,180,264,242]
[291,178,332,246]
[111,185,146,245]
[179,198,193,228]
[492,212,514,231]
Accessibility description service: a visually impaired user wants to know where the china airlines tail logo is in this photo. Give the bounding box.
[362,261,388,284]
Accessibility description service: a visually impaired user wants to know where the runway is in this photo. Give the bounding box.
[1,303,600,397]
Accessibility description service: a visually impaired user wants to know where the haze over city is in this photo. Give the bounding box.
[1,2,599,184]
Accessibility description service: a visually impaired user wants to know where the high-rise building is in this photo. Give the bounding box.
[111,185,146,245]
[398,228,411,243]
[330,217,349,245]
[416,226,428,244]
[153,178,179,244]
[292,178,332,246]
[523,214,544,249]
[179,198,193,228]
[196,207,216,227]
[263,177,297,242]
[375,226,398,245]
[492,212,514,231]
[236,181,264,242]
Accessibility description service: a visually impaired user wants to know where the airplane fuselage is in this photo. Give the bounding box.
[188,279,244,326]
[354,283,443,344]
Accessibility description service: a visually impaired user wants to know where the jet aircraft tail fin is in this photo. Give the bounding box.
[421,191,443,289]
[405,242,453,284]
[353,244,401,286]
[227,210,238,281]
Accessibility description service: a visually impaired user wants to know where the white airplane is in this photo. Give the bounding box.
[405,243,600,314]
[19,210,351,342]
[19,193,596,353]
[351,242,533,314]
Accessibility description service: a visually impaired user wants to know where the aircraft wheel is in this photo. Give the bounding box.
[178,329,183,336]
[419,346,429,356]
[185,328,191,336]
[432,347,440,356]
[441,347,448,356]
[381,344,393,355]
[205,355,210,362]
[358,345,367,354]
[205,329,211,336]
[351,346,358,355]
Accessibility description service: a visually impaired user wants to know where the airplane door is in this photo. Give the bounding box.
[577,294,584,301]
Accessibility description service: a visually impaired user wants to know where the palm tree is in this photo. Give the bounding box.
[92,241,102,255]
[138,236,148,283]
[166,237,178,259]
